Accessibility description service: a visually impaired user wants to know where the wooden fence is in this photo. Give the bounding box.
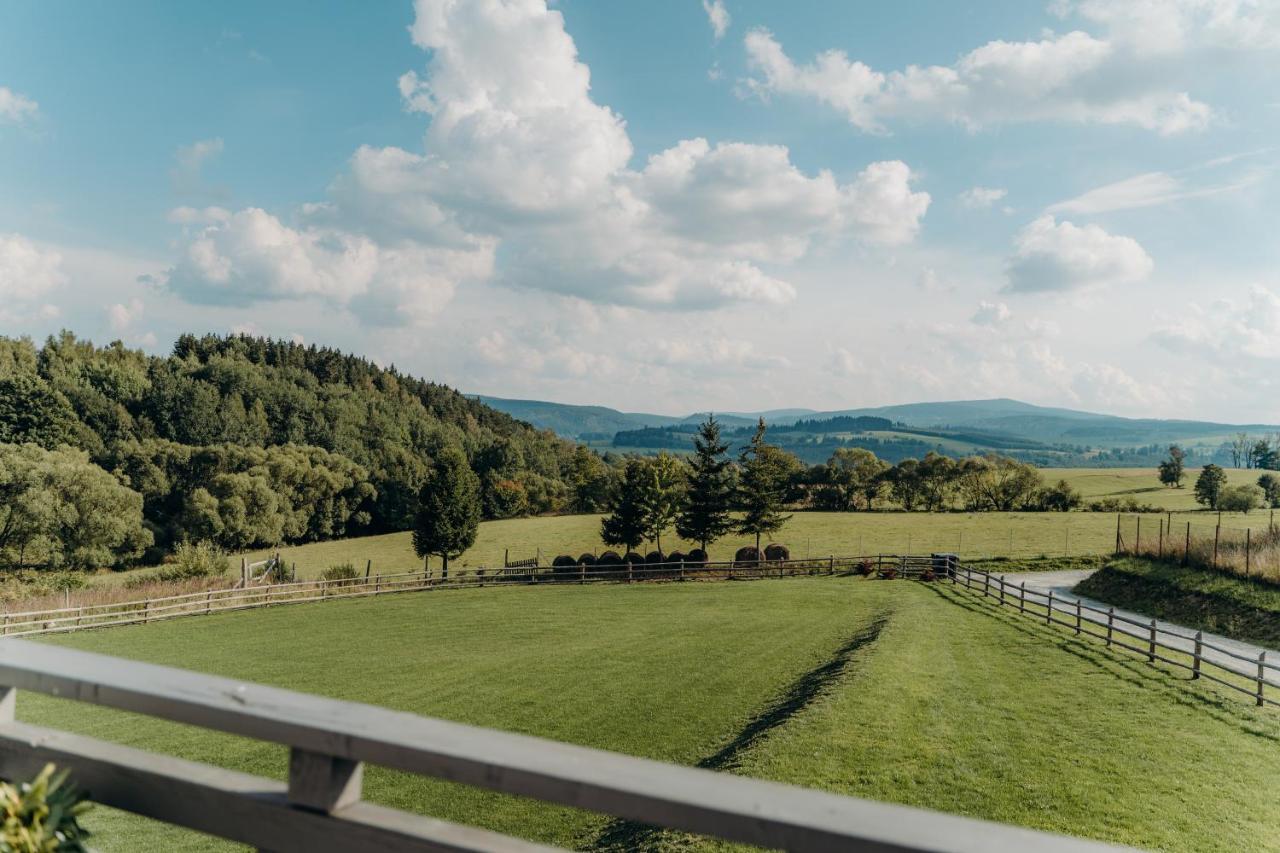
[1,554,943,639]
[949,562,1280,706]
[1115,512,1280,583]
[0,639,1129,852]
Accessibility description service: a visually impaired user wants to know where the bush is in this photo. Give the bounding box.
[0,763,91,852]
[142,541,229,586]
[763,543,790,561]
[1219,484,1264,513]
[1086,496,1162,513]
[320,562,360,586]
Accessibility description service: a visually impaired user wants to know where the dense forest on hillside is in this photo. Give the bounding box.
[0,333,608,566]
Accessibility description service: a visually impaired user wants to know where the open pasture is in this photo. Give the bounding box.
[27,576,1280,852]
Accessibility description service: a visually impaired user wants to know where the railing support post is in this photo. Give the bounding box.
[287,748,363,814]
[999,575,1005,606]
[1106,608,1114,647]
[1075,598,1082,636]
[1148,619,1157,663]
[1019,581,1025,613]
[1257,651,1267,707]
[1046,590,1053,625]
[1192,631,1202,679]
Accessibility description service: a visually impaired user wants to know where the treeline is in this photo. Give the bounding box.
[0,332,619,567]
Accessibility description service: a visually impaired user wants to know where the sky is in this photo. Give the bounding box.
[2,0,1279,422]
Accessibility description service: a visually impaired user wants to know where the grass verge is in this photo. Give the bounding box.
[1075,557,1280,648]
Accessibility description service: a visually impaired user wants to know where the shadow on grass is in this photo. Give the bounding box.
[589,611,893,852]
[924,581,1280,744]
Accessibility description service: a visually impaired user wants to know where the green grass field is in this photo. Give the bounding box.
[27,578,1280,851]
[1051,466,1266,511]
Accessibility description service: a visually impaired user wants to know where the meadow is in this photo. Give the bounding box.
[28,576,1280,852]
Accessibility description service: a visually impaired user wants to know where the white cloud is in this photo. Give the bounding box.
[107,298,143,332]
[742,27,1211,135]
[1047,166,1266,214]
[1004,215,1154,293]
[1153,286,1280,362]
[971,300,1013,325]
[702,0,730,40]
[1057,0,1280,55]
[171,138,225,194]
[0,233,65,302]
[959,186,1008,209]
[0,87,38,124]
[167,206,232,225]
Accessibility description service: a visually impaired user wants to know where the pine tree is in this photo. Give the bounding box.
[736,418,792,552]
[640,451,686,554]
[676,415,734,551]
[412,446,481,579]
[601,458,648,555]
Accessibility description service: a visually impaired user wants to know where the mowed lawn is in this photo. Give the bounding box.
[26,578,1280,852]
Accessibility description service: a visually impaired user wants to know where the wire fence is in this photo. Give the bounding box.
[1116,512,1280,583]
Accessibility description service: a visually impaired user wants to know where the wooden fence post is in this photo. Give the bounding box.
[983,572,990,598]
[1257,651,1267,707]
[1115,513,1122,555]
[1106,608,1114,647]
[1158,518,1164,559]
[1192,631,1202,680]
[580,562,585,585]
[144,599,150,624]
[998,576,1005,606]
[1136,516,1142,555]
[1246,528,1251,577]
[829,554,835,575]
[1147,619,1157,663]
[1019,581,1025,613]
[1213,522,1221,569]
[1184,522,1191,567]
[206,590,212,616]
[1075,599,1082,635]
[1046,590,1053,625]
[365,559,371,580]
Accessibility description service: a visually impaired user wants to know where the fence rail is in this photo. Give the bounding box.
[1,554,939,639]
[949,562,1280,706]
[1115,512,1280,583]
[0,639,1128,852]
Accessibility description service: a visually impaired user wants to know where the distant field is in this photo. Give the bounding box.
[31,578,1280,851]
[96,467,1274,586]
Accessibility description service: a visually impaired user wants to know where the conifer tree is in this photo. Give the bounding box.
[676,415,734,551]
[640,451,686,554]
[412,446,480,579]
[736,418,792,552]
[601,458,648,555]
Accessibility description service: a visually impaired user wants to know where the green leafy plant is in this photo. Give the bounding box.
[0,763,91,852]
[320,562,360,586]
[148,540,229,585]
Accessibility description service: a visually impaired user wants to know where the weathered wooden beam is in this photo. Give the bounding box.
[0,722,554,853]
[288,748,363,813]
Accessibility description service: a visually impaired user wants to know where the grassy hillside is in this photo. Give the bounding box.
[30,579,1280,851]
[1076,558,1280,647]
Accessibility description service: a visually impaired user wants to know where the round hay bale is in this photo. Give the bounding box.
[667,550,687,564]
[596,550,623,566]
[551,554,578,575]
[764,543,790,561]
[686,548,709,567]
[576,552,598,566]
[644,550,666,564]
[734,546,763,565]
[623,551,645,564]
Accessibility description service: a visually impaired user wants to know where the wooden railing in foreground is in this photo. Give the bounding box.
[0,639,1128,852]
[950,563,1280,706]
[1,554,936,639]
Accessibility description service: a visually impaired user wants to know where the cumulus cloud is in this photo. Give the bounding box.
[1055,0,1280,55]
[741,26,1211,135]
[0,87,38,124]
[162,0,931,321]
[959,186,1008,209]
[0,233,65,302]
[702,0,730,40]
[1153,286,1280,362]
[1004,215,1153,293]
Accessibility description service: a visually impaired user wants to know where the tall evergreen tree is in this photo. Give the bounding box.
[601,458,648,555]
[676,416,734,551]
[412,446,481,579]
[736,418,792,552]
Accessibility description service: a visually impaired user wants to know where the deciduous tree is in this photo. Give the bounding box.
[412,446,481,579]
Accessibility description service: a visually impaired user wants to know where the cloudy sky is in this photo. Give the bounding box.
[2,0,1279,421]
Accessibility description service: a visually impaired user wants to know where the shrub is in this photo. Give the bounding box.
[140,541,229,586]
[0,763,91,853]
[763,543,790,561]
[1219,484,1264,513]
[1086,496,1162,513]
[320,562,360,586]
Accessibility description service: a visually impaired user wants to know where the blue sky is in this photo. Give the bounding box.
[2,0,1279,421]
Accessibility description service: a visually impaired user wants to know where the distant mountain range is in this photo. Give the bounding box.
[474,395,1278,452]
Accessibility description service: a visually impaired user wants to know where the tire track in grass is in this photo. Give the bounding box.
[589,609,894,852]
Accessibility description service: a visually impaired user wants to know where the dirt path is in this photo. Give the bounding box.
[996,569,1280,688]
